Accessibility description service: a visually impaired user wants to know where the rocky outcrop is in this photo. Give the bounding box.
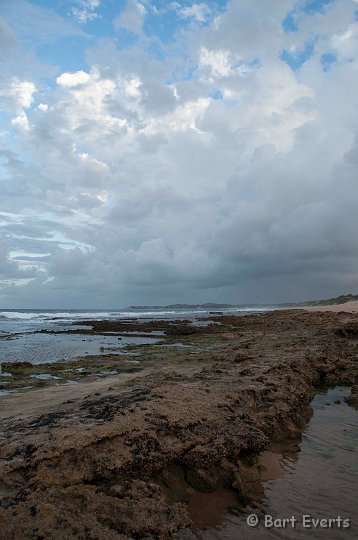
[0,311,357,538]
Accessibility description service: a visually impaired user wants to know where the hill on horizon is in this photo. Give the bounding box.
[125,294,358,310]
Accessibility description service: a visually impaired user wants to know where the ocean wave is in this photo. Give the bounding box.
[0,311,117,321]
[0,312,43,320]
[0,309,209,321]
[42,312,118,320]
[118,310,207,317]
[0,307,273,323]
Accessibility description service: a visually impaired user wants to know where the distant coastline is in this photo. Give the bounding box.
[125,293,358,311]
[2,293,358,314]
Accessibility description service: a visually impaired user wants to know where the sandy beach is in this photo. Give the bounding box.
[304,300,358,313]
[0,310,358,538]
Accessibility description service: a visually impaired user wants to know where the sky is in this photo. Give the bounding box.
[0,0,358,308]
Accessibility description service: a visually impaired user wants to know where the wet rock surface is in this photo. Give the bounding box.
[0,310,358,538]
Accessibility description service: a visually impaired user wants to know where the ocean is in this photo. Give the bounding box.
[0,307,272,365]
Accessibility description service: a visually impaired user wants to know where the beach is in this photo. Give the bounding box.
[0,309,358,538]
[304,300,358,313]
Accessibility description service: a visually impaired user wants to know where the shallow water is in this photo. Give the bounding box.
[0,308,275,365]
[0,309,212,365]
[0,332,160,365]
[193,387,358,539]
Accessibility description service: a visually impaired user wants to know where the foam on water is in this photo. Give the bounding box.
[0,311,121,322]
[0,306,274,324]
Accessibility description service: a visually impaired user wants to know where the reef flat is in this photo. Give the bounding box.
[0,310,358,538]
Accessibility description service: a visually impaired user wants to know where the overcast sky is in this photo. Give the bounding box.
[0,0,357,308]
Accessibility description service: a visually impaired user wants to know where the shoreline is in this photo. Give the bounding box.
[0,310,358,538]
[302,299,358,313]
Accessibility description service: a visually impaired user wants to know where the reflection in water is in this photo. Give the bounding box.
[193,387,358,539]
[0,332,160,364]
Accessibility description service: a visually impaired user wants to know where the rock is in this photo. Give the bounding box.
[1,310,357,537]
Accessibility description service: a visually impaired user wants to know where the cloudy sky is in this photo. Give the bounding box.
[0,0,357,308]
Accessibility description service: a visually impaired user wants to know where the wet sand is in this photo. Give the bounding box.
[0,310,358,538]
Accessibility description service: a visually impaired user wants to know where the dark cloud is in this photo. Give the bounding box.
[0,0,358,307]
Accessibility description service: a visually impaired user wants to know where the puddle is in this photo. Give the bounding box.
[0,386,34,396]
[119,330,165,336]
[162,343,193,349]
[192,320,217,327]
[190,386,358,539]
[30,373,61,380]
[97,370,118,376]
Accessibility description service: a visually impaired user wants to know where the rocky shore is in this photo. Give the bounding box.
[1,310,358,539]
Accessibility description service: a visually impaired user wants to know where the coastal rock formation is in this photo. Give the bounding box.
[0,311,357,538]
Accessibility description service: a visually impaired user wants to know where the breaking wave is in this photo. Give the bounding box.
[0,306,273,323]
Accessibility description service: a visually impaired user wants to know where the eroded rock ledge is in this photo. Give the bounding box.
[0,310,357,538]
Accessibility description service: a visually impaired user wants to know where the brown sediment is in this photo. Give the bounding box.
[0,310,358,538]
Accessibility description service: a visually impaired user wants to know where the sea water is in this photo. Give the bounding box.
[0,307,271,365]
[0,309,165,365]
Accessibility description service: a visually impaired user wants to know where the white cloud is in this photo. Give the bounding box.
[56,70,91,87]
[0,78,36,110]
[11,110,30,131]
[70,0,101,24]
[124,76,141,98]
[114,1,146,34]
[331,22,358,60]
[199,47,231,77]
[178,3,211,22]
[54,68,127,138]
